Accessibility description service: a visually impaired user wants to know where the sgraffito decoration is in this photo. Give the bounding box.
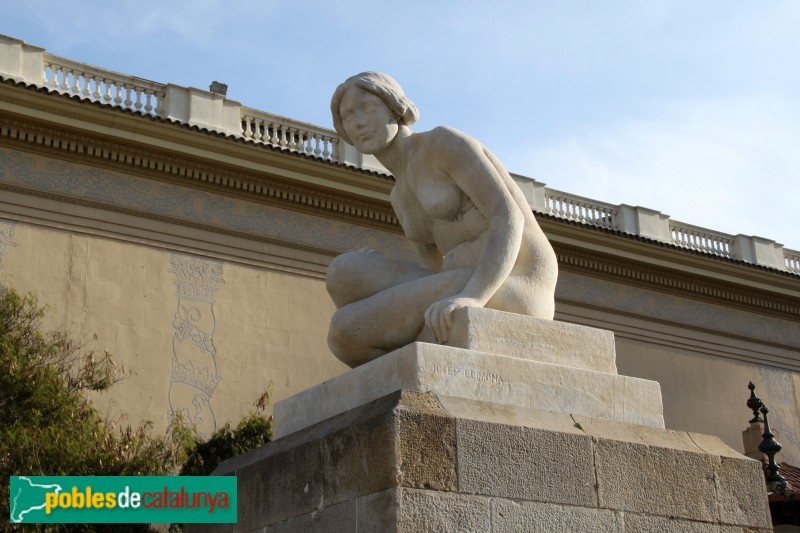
[168,253,225,437]
[759,365,800,465]
[0,219,17,269]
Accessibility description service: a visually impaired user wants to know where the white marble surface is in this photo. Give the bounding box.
[273,342,664,438]
[325,72,558,367]
[445,307,617,373]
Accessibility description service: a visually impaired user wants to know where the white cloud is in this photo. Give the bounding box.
[519,95,800,249]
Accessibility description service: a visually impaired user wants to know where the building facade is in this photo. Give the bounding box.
[1,35,799,466]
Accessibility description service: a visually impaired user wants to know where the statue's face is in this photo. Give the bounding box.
[339,86,399,154]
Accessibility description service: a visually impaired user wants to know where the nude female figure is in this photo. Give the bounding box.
[326,72,558,367]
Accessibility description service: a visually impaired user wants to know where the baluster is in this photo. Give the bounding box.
[114,84,123,105]
[92,75,101,100]
[155,92,164,116]
[313,134,322,156]
[242,117,253,139]
[253,119,264,142]
[101,80,111,103]
[71,70,81,94]
[43,62,51,86]
[329,137,338,161]
[288,127,298,150]
[47,63,58,90]
[82,73,92,98]
[124,84,133,108]
[269,122,280,145]
[279,126,288,148]
[60,68,70,92]
[134,88,143,111]
[144,90,154,114]
[322,136,331,159]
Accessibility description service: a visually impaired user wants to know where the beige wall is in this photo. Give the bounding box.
[0,219,347,436]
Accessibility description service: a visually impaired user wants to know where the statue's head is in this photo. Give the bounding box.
[331,72,419,146]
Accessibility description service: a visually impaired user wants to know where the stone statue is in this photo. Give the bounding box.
[326,72,558,367]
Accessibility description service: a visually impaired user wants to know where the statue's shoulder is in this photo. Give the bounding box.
[423,126,478,150]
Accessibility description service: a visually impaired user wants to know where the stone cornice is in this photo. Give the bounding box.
[540,217,800,298]
[554,244,800,321]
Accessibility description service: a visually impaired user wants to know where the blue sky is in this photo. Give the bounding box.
[2,1,799,249]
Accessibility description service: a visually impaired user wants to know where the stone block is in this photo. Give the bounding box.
[457,418,598,507]
[274,342,664,438]
[715,455,772,528]
[594,438,718,522]
[492,499,623,532]
[322,411,397,506]
[445,307,617,373]
[437,394,584,434]
[236,440,323,531]
[623,513,719,533]
[356,489,399,533]
[395,488,490,532]
[394,407,457,492]
[263,498,357,533]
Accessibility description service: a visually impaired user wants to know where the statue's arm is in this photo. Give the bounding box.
[423,127,525,340]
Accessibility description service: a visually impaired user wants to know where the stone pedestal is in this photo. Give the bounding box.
[192,310,773,532]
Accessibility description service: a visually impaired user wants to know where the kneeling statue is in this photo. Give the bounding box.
[326,72,558,367]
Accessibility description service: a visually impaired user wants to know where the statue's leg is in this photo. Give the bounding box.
[328,268,472,367]
[326,251,435,308]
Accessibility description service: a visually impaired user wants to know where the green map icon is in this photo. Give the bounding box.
[9,476,63,523]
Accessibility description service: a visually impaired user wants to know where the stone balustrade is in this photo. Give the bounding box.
[43,54,166,116]
[670,221,734,257]
[241,107,340,161]
[543,188,618,229]
[1,33,798,274]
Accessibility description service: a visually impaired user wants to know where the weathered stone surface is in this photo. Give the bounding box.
[274,342,664,438]
[492,499,623,532]
[263,498,356,533]
[322,410,396,506]
[437,394,584,434]
[457,418,597,506]
[715,455,772,528]
[624,514,720,532]
[357,489,399,533]
[395,408,457,491]
[446,307,617,372]
[208,390,771,533]
[595,438,718,522]
[395,488,490,533]
[236,440,323,531]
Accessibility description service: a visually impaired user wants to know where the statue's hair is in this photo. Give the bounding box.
[331,72,419,145]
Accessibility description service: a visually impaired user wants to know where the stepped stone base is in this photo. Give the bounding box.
[188,312,771,532]
[274,341,663,439]
[196,391,771,532]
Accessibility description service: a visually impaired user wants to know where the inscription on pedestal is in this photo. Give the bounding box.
[431,364,506,384]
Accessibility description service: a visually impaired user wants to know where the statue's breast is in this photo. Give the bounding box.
[414,175,463,221]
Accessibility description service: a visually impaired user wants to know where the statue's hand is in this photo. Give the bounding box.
[424,296,481,344]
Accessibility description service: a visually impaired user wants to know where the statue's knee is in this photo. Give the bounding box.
[326,252,360,291]
[327,310,353,355]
